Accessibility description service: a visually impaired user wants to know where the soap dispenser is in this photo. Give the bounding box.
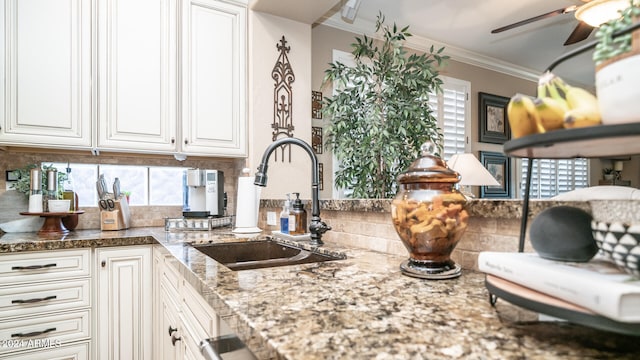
[279,194,291,234]
[290,192,307,235]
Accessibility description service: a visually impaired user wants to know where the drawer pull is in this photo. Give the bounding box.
[11,327,56,338]
[11,295,57,304]
[12,263,57,271]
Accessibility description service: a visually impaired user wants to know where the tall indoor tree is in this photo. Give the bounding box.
[322,13,449,198]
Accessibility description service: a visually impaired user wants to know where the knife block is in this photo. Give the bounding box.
[100,199,131,231]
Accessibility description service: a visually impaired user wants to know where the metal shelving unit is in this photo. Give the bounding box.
[488,122,640,335]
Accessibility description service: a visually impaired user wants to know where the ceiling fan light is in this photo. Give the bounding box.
[341,0,362,21]
[575,0,629,27]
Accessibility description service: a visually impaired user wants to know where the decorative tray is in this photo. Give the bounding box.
[164,216,233,231]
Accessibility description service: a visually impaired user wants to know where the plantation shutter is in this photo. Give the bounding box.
[521,158,589,198]
[428,76,470,160]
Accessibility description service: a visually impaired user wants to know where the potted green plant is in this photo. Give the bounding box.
[603,168,615,180]
[593,0,640,124]
[322,13,448,199]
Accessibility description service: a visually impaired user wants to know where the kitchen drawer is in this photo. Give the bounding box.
[162,254,182,297]
[0,279,90,319]
[1,341,89,360]
[0,310,90,355]
[182,282,218,339]
[0,249,91,286]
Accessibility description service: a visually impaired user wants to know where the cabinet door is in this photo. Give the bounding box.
[0,0,91,148]
[181,0,247,156]
[159,285,183,360]
[97,0,177,152]
[96,246,152,360]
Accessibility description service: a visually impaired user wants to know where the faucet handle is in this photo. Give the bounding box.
[309,219,331,246]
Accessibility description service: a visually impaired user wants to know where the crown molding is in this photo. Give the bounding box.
[317,13,540,83]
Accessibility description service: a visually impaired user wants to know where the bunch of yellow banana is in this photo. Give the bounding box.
[507,72,602,139]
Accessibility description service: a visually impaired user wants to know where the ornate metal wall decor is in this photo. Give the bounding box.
[312,91,323,119]
[312,127,323,154]
[271,36,296,162]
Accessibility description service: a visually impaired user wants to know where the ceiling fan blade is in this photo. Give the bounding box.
[491,6,577,34]
[563,21,594,45]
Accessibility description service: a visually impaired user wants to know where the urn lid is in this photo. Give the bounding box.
[397,142,460,184]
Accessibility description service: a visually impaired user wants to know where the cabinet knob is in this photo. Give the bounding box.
[101,260,106,268]
[184,139,188,145]
[171,334,182,346]
[171,137,175,144]
[168,326,178,336]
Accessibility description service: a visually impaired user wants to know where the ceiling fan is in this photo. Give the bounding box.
[491,0,630,46]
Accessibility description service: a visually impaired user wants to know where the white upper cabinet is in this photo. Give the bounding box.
[0,0,92,148]
[97,0,178,152]
[180,0,247,157]
[1,0,247,157]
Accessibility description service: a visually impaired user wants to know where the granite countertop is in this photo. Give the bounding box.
[2,228,639,359]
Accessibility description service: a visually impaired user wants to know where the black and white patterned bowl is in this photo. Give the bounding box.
[591,220,640,276]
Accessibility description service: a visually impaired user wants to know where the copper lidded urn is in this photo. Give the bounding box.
[391,142,469,279]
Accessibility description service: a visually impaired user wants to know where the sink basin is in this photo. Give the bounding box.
[192,240,344,271]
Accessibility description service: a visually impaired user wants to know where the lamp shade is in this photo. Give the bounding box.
[575,0,629,27]
[448,153,500,187]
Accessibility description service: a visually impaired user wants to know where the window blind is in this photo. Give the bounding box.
[428,77,470,160]
[521,158,589,198]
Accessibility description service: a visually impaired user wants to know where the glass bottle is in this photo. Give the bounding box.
[280,196,290,234]
[62,163,76,211]
[290,192,307,235]
[391,142,469,279]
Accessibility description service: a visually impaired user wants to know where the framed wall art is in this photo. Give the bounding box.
[312,91,323,119]
[479,92,511,144]
[312,126,323,154]
[479,151,512,198]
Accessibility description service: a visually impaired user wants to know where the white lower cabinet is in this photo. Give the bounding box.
[153,245,230,360]
[95,246,152,360]
[154,245,184,360]
[159,285,183,360]
[1,244,232,360]
[180,282,217,360]
[0,249,92,358]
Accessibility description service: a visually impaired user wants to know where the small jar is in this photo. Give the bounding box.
[391,142,469,279]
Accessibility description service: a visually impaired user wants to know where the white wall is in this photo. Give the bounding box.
[248,12,312,199]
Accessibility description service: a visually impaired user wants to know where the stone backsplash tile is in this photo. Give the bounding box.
[258,205,539,271]
[0,148,244,232]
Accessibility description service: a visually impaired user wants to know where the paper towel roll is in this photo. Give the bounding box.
[233,174,262,234]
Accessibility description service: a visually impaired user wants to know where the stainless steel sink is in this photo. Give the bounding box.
[192,240,344,271]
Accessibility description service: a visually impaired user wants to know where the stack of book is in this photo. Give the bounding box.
[478,251,640,324]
